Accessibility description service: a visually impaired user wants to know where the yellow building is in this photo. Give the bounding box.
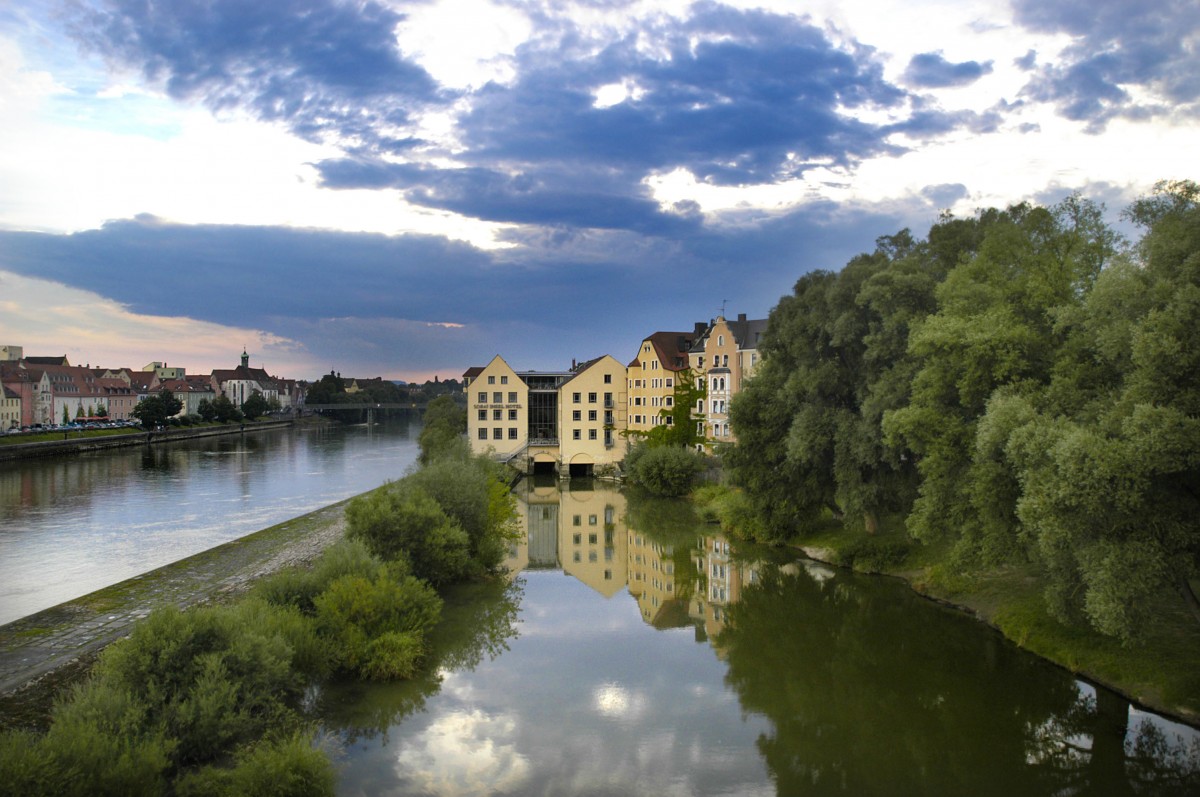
[464,354,627,476]
[559,483,628,597]
[1,386,21,430]
[625,328,702,436]
[688,313,767,446]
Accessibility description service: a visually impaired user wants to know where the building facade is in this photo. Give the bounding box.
[465,354,628,476]
[625,327,702,436]
[688,313,767,446]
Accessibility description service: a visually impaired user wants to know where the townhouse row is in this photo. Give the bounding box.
[0,346,304,429]
[462,312,766,476]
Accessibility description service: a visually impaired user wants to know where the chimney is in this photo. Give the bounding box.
[694,321,707,337]
[737,313,746,324]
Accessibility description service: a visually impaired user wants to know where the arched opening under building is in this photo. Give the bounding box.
[568,462,594,478]
[532,460,557,477]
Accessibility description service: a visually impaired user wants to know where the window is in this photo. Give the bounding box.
[588,429,597,440]
[634,397,642,406]
[573,410,582,421]
[508,391,517,403]
[492,409,502,420]
[508,427,518,439]
[478,428,487,440]
[718,334,724,346]
[604,392,612,406]
[493,392,503,404]
[573,533,581,544]
[573,429,581,440]
[698,356,705,368]
[478,391,487,403]
[573,392,581,403]
[493,428,502,439]
[573,515,581,526]
[588,392,597,403]
[588,410,597,421]
[666,378,673,387]
[589,515,598,525]
[665,397,673,406]
[478,409,487,421]
[508,409,517,420]
[501,375,508,384]
[488,375,495,384]
[723,355,729,366]
[604,373,612,383]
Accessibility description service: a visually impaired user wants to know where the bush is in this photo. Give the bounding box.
[626,445,705,497]
[175,732,334,797]
[95,603,304,767]
[405,456,518,573]
[346,483,472,584]
[838,537,912,573]
[314,573,441,679]
[254,539,386,615]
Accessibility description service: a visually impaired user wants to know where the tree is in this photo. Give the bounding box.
[241,390,270,420]
[625,444,705,496]
[417,395,466,464]
[131,389,184,430]
[197,398,216,422]
[212,394,243,423]
[62,405,70,425]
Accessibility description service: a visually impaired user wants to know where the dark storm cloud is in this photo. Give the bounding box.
[315,3,932,230]
[69,1,998,237]
[903,52,993,88]
[70,0,440,149]
[1012,0,1200,129]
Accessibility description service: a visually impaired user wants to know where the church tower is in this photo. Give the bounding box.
[241,348,249,369]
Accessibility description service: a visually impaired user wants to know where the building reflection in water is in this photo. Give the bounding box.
[507,477,766,651]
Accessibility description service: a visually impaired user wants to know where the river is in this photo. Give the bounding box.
[320,478,1200,797]
[0,420,420,624]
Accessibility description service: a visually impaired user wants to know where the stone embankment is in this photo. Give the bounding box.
[0,419,293,462]
[0,497,350,719]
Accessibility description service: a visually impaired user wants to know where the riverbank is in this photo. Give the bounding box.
[790,532,1200,729]
[0,418,293,462]
[0,495,351,728]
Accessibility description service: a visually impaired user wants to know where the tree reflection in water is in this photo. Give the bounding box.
[717,563,1200,796]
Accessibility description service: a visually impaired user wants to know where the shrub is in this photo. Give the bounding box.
[839,537,912,573]
[314,573,441,679]
[626,445,705,497]
[254,538,385,615]
[346,483,471,584]
[175,732,334,797]
[95,603,304,767]
[405,456,518,574]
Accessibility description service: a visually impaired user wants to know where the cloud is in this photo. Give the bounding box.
[1012,0,1200,129]
[903,52,993,88]
[70,0,440,150]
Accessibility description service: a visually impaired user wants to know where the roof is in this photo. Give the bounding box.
[629,331,699,371]
[462,366,484,379]
[23,356,70,366]
[691,314,769,352]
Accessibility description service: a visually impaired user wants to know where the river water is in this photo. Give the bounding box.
[0,420,420,624]
[320,478,1200,797]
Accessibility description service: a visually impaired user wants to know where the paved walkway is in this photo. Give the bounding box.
[0,502,348,699]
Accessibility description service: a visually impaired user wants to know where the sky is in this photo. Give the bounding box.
[0,0,1196,382]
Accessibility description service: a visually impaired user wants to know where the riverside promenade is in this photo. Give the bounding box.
[0,498,350,717]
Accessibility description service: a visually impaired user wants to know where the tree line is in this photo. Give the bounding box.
[726,180,1200,642]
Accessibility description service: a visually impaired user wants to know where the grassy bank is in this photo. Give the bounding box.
[693,485,1200,726]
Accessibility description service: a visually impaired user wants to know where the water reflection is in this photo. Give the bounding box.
[323,479,1199,797]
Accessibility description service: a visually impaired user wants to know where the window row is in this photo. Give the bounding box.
[477,428,519,440]
[477,391,519,404]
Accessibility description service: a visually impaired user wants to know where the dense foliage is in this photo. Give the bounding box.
[728,181,1200,641]
[625,443,706,496]
[131,388,185,429]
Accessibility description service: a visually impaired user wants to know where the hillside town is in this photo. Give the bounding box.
[0,345,304,431]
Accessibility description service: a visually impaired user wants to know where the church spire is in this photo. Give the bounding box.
[241,347,249,369]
